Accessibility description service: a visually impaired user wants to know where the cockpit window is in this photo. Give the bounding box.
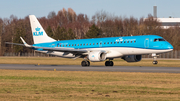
[154,39,158,42]
[154,38,166,42]
[159,38,166,41]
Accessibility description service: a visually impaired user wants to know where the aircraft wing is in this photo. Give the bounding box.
[5,42,88,53]
[33,46,88,53]
[6,37,88,54]
[6,42,88,53]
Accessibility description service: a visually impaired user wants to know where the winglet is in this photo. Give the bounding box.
[20,37,31,47]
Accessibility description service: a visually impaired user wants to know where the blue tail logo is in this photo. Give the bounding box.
[33,27,43,36]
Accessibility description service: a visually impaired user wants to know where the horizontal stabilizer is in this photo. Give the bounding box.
[5,42,25,46]
[5,37,32,48]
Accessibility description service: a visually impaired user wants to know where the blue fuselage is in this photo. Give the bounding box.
[33,35,173,50]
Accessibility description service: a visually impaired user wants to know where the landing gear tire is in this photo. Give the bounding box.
[152,53,159,65]
[81,61,90,67]
[87,61,90,66]
[153,61,158,65]
[105,61,109,66]
[105,61,114,66]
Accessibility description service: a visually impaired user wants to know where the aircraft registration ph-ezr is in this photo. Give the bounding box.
[6,15,173,66]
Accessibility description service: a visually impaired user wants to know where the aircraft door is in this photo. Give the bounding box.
[99,41,103,47]
[144,38,149,48]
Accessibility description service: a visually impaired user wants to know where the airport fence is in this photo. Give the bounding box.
[142,50,180,59]
[2,50,180,59]
[3,52,56,57]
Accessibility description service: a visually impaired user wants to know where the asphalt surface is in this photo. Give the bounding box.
[0,64,180,73]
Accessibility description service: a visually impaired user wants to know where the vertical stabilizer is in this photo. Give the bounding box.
[29,15,56,44]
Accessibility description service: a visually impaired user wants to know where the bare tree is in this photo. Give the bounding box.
[47,11,56,19]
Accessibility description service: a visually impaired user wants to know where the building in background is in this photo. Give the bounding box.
[144,6,180,29]
[157,18,180,29]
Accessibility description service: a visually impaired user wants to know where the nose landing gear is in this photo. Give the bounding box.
[153,60,158,64]
[152,53,159,65]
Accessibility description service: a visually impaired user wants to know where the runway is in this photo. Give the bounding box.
[0,64,180,73]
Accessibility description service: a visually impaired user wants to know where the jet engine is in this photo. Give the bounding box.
[122,55,142,62]
[88,51,107,62]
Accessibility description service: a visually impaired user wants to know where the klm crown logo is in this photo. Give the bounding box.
[35,27,40,31]
[33,27,43,36]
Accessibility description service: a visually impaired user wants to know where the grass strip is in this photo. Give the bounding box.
[0,57,179,67]
[0,69,180,100]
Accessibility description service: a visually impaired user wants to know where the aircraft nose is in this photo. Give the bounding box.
[168,44,173,49]
[166,43,173,50]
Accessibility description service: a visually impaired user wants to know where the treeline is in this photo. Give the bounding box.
[0,8,180,55]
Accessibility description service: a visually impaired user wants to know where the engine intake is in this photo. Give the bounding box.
[88,51,107,62]
[123,55,142,62]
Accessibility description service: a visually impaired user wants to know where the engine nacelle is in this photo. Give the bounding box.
[123,55,142,62]
[88,51,107,62]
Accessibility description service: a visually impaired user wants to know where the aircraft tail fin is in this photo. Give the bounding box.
[29,15,56,44]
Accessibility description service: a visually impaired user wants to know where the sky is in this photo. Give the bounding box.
[0,0,180,19]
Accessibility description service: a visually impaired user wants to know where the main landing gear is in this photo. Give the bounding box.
[81,60,90,67]
[152,53,158,65]
[81,59,114,67]
[105,59,114,66]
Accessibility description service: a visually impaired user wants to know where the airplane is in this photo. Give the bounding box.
[6,15,173,66]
